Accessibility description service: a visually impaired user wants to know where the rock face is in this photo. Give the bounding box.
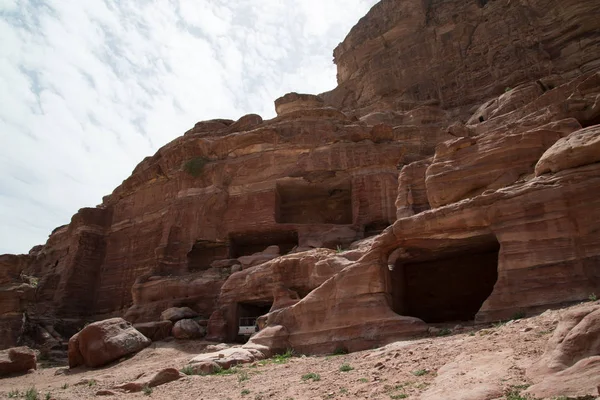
[68,318,151,368]
[1,0,600,361]
[0,346,36,376]
[172,319,205,340]
[525,304,600,398]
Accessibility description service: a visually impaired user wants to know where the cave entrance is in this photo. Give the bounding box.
[275,182,353,224]
[187,241,229,271]
[236,300,273,341]
[364,221,390,237]
[390,237,500,323]
[229,231,298,258]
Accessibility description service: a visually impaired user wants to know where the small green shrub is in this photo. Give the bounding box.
[272,349,295,364]
[88,379,96,387]
[358,378,368,383]
[25,387,39,400]
[411,369,428,377]
[340,388,348,394]
[238,371,249,382]
[505,87,512,93]
[505,384,531,400]
[8,389,20,398]
[589,293,598,302]
[437,328,451,336]
[180,365,196,375]
[301,372,321,382]
[45,393,51,400]
[511,311,526,320]
[61,383,69,389]
[241,389,251,396]
[142,385,153,396]
[336,245,344,254]
[332,346,348,356]
[339,363,354,372]
[183,156,209,177]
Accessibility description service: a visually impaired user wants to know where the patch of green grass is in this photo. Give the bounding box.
[183,156,209,177]
[340,388,348,394]
[25,387,39,400]
[301,372,321,382]
[589,293,598,302]
[238,371,249,382]
[511,311,526,320]
[411,369,428,377]
[142,385,153,396]
[339,363,354,372]
[8,389,20,398]
[505,384,531,400]
[437,328,451,336]
[241,389,250,396]
[61,383,69,390]
[180,365,197,375]
[212,365,238,376]
[493,321,507,328]
[45,393,51,400]
[87,379,96,387]
[272,349,295,364]
[469,332,476,336]
[358,378,368,383]
[332,346,349,356]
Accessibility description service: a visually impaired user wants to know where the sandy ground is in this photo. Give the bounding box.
[0,303,585,400]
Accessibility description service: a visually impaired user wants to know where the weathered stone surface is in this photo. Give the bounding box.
[525,305,600,398]
[160,307,199,323]
[172,319,205,339]
[274,93,324,116]
[133,320,173,342]
[323,0,600,114]
[114,367,183,392]
[189,346,266,370]
[68,318,150,368]
[425,118,581,208]
[536,125,600,176]
[0,346,36,376]
[395,158,431,219]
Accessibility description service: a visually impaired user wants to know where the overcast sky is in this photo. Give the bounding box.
[0,0,377,254]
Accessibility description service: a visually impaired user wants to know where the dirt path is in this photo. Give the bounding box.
[0,304,572,400]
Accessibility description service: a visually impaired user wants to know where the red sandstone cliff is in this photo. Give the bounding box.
[1,0,600,354]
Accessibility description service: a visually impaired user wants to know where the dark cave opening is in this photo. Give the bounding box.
[364,221,390,238]
[187,241,229,271]
[390,238,500,323]
[229,231,298,258]
[578,115,600,129]
[275,182,353,224]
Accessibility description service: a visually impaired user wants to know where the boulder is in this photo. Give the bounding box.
[172,319,205,339]
[526,305,600,398]
[160,307,199,323]
[68,318,151,368]
[0,346,36,376]
[133,320,173,342]
[536,125,600,176]
[114,367,183,392]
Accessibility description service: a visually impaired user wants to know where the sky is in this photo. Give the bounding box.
[0,0,378,254]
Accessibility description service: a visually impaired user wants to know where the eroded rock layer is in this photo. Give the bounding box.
[1,0,600,355]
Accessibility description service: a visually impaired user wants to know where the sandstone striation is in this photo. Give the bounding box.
[0,1,599,382]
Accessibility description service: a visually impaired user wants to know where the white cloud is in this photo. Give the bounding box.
[0,0,378,254]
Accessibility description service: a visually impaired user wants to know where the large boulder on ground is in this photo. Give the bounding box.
[68,318,151,368]
[0,346,36,376]
[525,304,600,398]
[172,319,205,339]
[160,307,199,323]
[133,320,173,342]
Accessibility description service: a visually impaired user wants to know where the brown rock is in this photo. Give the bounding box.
[274,93,324,116]
[160,307,199,323]
[0,346,36,376]
[133,320,173,342]
[526,305,600,398]
[68,318,150,368]
[536,125,600,176]
[172,319,205,339]
[115,367,183,392]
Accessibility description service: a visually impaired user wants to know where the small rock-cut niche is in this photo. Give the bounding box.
[390,236,500,323]
[275,182,353,224]
[187,241,229,271]
[229,231,298,258]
